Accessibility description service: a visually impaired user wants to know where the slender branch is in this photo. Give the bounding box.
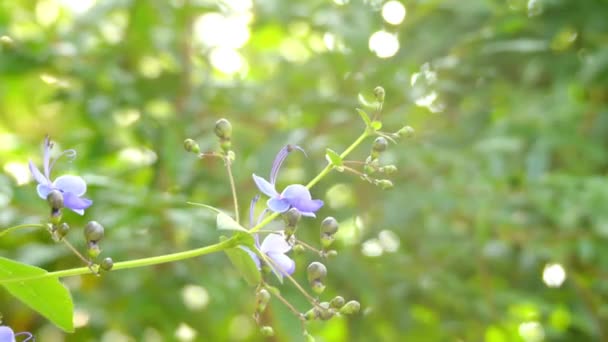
[0,236,237,284]
[225,157,240,224]
[0,223,47,238]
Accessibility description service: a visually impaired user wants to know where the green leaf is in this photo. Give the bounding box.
[223,237,261,286]
[371,121,383,131]
[0,257,74,332]
[217,212,248,232]
[355,108,372,127]
[325,148,343,167]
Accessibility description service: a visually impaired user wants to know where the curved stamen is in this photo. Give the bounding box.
[269,145,306,184]
[249,195,260,228]
[43,135,53,179]
[48,149,78,175]
[15,331,34,341]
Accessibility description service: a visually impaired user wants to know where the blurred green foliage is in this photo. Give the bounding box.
[1,0,608,341]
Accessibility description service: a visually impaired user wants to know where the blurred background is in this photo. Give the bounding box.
[1,0,607,341]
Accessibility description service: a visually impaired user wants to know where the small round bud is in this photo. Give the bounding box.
[320,217,339,235]
[220,139,232,152]
[283,208,301,228]
[84,221,105,243]
[325,250,338,258]
[397,125,415,138]
[100,257,114,271]
[373,86,385,102]
[340,300,361,315]
[330,296,345,309]
[376,179,394,190]
[364,157,379,175]
[87,242,101,259]
[304,308,316,321]
[183,139,200,154]
[260,326,274,337]
[311,280,326,295]
[372,137,388,153]
[293,244,306,254]
[47,190,64,211]
[315,302,334,320]
[307,262,327,283]
[381,165,398,175]
[214,118,233,140]
[56,223,70,239]
[256,288,271,313]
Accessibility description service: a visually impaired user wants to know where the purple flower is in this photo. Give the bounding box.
[29,136,92,215]
[0,325,33,342]
[248,233,295,278]
[252,145,323,217]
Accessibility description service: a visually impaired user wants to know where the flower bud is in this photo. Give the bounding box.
[100,257,114,271]
[340,300,360,315]
[87,242,101,259]
[56,223,70,239]
[283,208,301,228]
[304,308,316,321]
[50,209,62,225]
[260,326,274,337]
[373,86,385,102]
[397,125,415,138]
[320,234,335,249]
[330,296,345,309]
[47,190,64,211]
[0,35,14,48]
[364,156,379,175]
[372,137,388,154]
[324,250,338,258]
[311,280,326,295]
[214,118,232,140]
[315,302,334,320]
[293,244,306,254]
[183,139,200,154]
[84,221,105,243]
[304,331,316,342]
[307,262,327,283]
[256,288,271,313]
[380,165,397,175]
[320,217,339,235]
[376,179,394,190]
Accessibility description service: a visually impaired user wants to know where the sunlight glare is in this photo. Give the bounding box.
[369,31,399,58]
[4,162,30,185]
[382,1,406,25]
[209,47,246,74]
[542,263,566,288]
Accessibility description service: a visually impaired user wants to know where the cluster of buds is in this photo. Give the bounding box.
[84,221,112,271]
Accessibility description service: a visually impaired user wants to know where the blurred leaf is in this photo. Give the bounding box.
[325,148,343,167]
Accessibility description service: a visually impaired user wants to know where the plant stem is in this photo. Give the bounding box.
[225,157,240,224]
[0,223,47,238]
[249,130,370,234]
[0,236,237,284]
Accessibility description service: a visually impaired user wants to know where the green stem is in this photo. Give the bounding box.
[250,130,370,234]
[0,223,47,238]
[225,157,240,224]
[0,236,237,284]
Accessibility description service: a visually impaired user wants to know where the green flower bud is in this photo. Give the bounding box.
[376,179,394,190]
[340,300,361,315]
[56,223,70,239]
[364,156,379,175]
[381,165,398,175]
[84,221,105,243]
[320,234,335,249]
[87,242,101,259]
[372,137,388,154]
[47,190,64,211]
[256,288,271,313]
[330,296,345,309]
[293,244,306,254]
[220,139,232,152]
[373,86,385,102]
[320,217,339,235]
[260,326,274,337]
[304,308,316,321]
[307,262,327,283]
[397,125,415,138]
[311,279,326,295]
[183,139,200,154]
[283,208,301,228]
[324,250,338,258]
[100,257,114,271]
[214,118,232,140]
[315,302,334,320]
